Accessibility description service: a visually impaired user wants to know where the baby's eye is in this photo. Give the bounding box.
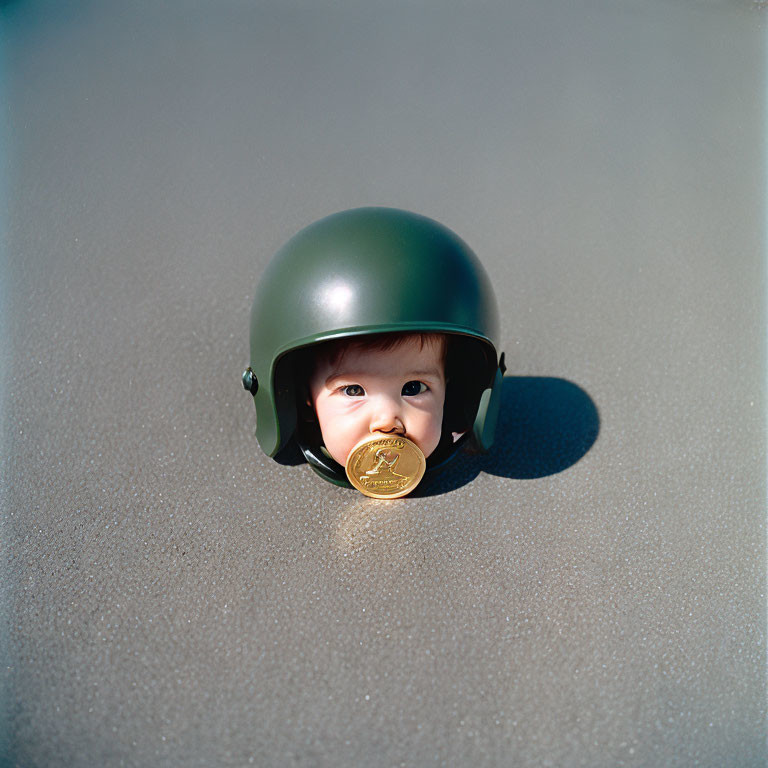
[402,380,427,396]
[342,384,365,397]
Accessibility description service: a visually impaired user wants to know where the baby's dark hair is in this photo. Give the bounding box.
[310,332,446,372]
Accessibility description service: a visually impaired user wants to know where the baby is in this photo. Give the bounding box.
[307,332,447,467]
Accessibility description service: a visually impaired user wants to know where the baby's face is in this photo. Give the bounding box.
[309,336,446,467]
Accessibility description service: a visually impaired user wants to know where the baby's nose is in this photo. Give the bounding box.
[369,398,405,436]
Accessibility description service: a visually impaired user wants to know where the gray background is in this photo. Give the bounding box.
[1,0,765,766]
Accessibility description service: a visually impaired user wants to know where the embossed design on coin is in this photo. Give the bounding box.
[345,434,426,498]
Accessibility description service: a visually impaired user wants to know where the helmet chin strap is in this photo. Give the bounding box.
[299,442,350,486]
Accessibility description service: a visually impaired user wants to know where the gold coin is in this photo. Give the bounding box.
[345,434,426,499]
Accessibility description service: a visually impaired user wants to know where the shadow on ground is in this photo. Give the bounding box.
[418,376,600,496]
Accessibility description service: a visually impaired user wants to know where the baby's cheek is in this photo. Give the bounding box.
[318,409,363,464]
[416,410,443,458]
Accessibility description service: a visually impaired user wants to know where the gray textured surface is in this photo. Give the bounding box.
[1,1,765,766]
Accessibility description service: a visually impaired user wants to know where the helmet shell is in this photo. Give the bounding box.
[247,207,500,457]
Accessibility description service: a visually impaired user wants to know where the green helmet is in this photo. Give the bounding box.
[243,207,505,485]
